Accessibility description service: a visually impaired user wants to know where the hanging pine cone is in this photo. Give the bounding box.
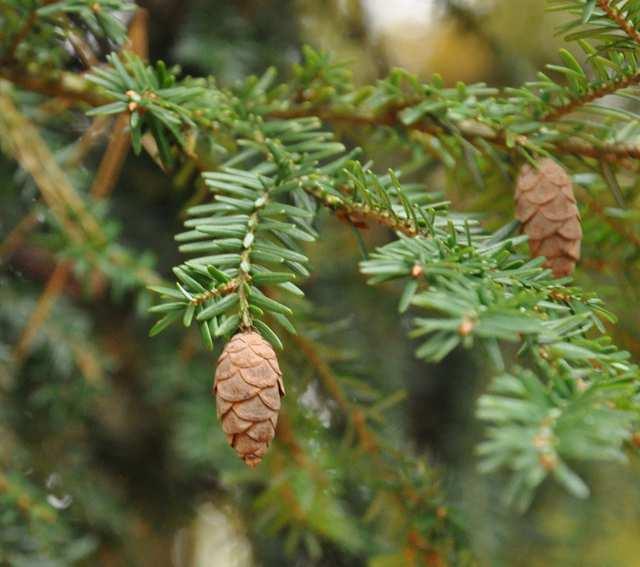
[515,158,582,277]
[213,330,284,467]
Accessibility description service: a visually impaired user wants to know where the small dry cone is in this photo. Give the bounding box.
[515,158,582,277]
[213,330,284,467]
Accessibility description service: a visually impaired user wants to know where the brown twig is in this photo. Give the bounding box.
[0,90,105,244]
[290,333,378,452]
[0,67,108,106]
[90,114,131,199]
[127,8,149,60]
[68,115,111,166]
[289,331,452,561]
[3,58,640,169]
[189,279,240,306]
[1,85,161,368]
[0,212,40,260]
[556,138,640,163]
[1,59,638,172]
[12,262,72,363]
[2,11,37,65]
[89,9,148,198]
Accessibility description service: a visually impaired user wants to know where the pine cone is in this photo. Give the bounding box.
[515,158,582,277]
[213,331,284,467]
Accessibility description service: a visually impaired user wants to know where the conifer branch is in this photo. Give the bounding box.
[3,58,640,174]
[596,0,640,45]
[271,106,640,165]
[290,333,378,451]
[288,330,461,562]
[3,0,640,531]
[542,69,640,121]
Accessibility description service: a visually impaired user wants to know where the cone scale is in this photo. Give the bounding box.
[213,331,284,467]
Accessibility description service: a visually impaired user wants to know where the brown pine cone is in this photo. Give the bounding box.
[213,330,284,467]
[515,158,582,277]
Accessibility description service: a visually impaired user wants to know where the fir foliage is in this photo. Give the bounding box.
[2,0,640,564]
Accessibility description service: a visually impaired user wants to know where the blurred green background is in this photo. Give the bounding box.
[2,1,640,565]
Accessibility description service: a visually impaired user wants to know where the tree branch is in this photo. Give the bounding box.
[289,332,378,452]
[304,182,423,237]
[6,60,640,167]
[0,67,108,106]
[596,0,640,45]
[12,262,72,364]
[2,10,38,65]
[189,279,240,306]
[269,105,640,166]
[0,91,161,288]
[542,69,640,122]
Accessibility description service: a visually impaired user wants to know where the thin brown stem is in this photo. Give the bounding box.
[12,262,72,364]
[90,114,131,199]
[0,212,40,260]
[5,59,640,166]
[127,8,149,60]
[290,333,378,452]
[556,138,640,162]
[0,67,108,106]
[0,91,163,288]
[289,331,449,560]
[2,11,37,65]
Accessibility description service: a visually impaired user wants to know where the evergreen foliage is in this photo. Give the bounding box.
[2,0,640,564]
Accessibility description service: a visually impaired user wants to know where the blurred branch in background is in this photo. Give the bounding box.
[2,9,153,374]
